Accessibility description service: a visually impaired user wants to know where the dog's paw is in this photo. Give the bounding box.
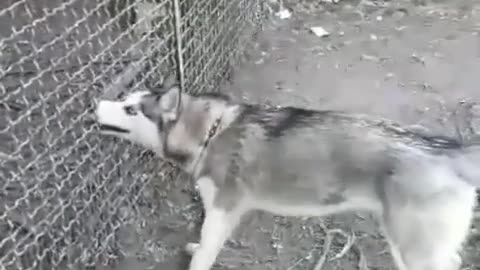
[185,242,200,255]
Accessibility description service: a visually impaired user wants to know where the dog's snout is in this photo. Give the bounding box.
[84,98,102,126]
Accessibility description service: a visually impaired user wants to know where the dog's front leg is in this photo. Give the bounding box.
[187,177,244,270]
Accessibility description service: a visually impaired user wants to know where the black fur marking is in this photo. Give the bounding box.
[417,135,462,149]
[321,192,347,205]
[266,107,320,138]
[238,103,463,149]
[240,105,331,138]
[193,91,231,101]
[117,91,126,101]
[139,103,151,120]
[377,122,463,150]
[139,93,165,129]
[164,145,190,165]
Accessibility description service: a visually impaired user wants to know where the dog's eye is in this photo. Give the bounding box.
[123,105,137,116]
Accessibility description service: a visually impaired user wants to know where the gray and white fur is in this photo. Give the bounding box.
[95,82,479,270]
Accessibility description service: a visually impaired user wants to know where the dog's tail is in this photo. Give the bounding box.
[451,143,480,187]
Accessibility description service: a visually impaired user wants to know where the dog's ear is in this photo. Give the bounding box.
[148,73,179,95]
[162,73,179,89]
[160,85,181,122]
[140,94,162,123]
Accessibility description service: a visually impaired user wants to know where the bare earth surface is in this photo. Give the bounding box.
[192,0,480,269]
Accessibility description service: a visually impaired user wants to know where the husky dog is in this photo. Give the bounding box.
[95,82,479,270]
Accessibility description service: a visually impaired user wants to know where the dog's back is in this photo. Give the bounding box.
[206,104,469,198]
[201,104,477,270]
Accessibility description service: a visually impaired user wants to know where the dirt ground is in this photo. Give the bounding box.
[155,0,480,269]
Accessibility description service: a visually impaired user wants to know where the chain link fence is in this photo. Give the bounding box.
[0,0,267,269]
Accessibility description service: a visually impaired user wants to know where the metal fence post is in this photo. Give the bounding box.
[172,0,185,91]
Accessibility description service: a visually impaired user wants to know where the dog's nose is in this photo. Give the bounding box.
[92,98,99,107]
[84,114,97,126]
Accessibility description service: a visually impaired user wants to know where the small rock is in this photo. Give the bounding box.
[410,53,425,65]
[360,54,380,62]
[275,8,291,20]
[275,81,284,90]
[272,241,283,250]
[310,26,330,37]
[385,73,395,80]
[370,34,378,40]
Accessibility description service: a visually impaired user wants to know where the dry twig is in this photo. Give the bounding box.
[313,228,357,270]
[312,230,334,270]
[330,229,356,261]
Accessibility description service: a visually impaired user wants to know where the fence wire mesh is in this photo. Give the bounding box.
[0,0,266,269]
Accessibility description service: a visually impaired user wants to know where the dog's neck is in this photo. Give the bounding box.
[181,98,242,176]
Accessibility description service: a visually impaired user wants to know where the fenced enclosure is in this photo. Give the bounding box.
[0,0,266,269]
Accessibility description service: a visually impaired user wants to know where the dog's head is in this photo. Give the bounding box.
[95,90,165,153]
[137,83,193,164]
[137,82,235,170]
[95,74,181,154]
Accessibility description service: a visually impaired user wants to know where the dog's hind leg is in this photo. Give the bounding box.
[381,186,476,270]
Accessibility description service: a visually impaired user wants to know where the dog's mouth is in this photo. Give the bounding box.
[99,124,130,134]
